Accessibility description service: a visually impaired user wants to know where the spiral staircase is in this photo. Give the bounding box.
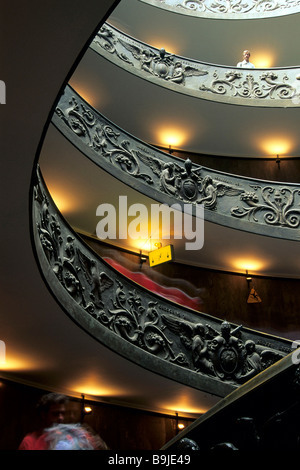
[2,0,300,450]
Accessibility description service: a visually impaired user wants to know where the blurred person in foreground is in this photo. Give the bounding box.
[45,423,108,450]
[18,392,108,450]
[18,393,67,450]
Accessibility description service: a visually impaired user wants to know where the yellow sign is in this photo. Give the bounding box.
[149,245,174,267]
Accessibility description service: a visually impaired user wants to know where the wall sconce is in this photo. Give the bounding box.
[175,412,185,434]
[245,271,262,304]
[80,394,92,422]
[139,250,147,269]
[276,155,280,169]
[245,270,252,286]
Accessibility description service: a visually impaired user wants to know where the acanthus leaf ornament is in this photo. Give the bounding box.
[55,96,154,185]
[200,71,297,100]
[231,186,300,228]
[110,33,208,84]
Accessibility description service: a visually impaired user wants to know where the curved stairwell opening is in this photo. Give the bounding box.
[25,0,300,450]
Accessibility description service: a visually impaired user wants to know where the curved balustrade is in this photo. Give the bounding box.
[90,23,300,108]
[162,353,300,451]
[53,85,300,241]
[139,0,300,20]
[32,165,291,397]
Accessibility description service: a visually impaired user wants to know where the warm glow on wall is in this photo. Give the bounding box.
[157,127,188,149]
[74,386,122,397]
[0,355,41,371]
[232,258,265,273]
[260,138,292,156]
[0,341,54,371]
[75,89,95,106]
[158,394,210,416]
[253,52,275,68]
[131,239,159,253]
[73,376,129,398]
[146,39,179,56]
[70,82,99,108]
[47,187,77,214]
[161,402,208,415]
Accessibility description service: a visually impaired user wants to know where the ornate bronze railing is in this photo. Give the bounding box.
[32,165,291,397]
[53,85,300,241]
[90,23,300,108]
[162,352,300,450]
[139,0,300,20]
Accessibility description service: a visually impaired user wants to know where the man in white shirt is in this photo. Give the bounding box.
[237,50,255,68]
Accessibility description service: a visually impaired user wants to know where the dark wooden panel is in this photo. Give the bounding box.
[170,149,300,183]
[0,378,192,450]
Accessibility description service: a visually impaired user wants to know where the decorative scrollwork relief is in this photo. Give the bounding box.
[90,23,300,107]
[231,186,300,228]
[140,0,300,19]
[94,24,208,85]
[55,94,153,185]
[200,70,296,101]
[53,85,300,241]
[161,315,286,383]
[33,167,291,390]
[138,153,246,210]
[54,88,244,211]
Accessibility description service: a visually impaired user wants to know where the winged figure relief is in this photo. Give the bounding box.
[118,39,156,73]
[161,315,286,383]
[118,39,207,83]
[136,151,245,209]
[161,314,215,375]
[168,62,208,85]
[137,152,204,201]
[136,151,184,196]
[198,175,245,209]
